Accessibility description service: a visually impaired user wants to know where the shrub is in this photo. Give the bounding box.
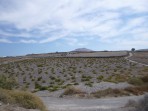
[62,86,85,95]
[141,75,148,83]
[142,67,148,72]
[0,88,46,111]
[74,83,79,85]
[35,82,41,89]
[0,75,18,90]
[37,64,43,67]
[39,86,48,91]
[48,86,59,92]
[85,82,93,87]
[124,85,148,95]
[37,77,42,81]
[114,75,127,82]
[97,75,104,81]
[128,77,144,86]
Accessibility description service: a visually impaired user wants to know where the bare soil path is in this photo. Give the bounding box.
[125,53,148,66]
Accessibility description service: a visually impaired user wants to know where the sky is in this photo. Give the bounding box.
[0,0,148,56]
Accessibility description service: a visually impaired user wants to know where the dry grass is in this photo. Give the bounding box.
[141,75,148,83]
[124,85,148,95]
[0,88,46,111]
[62,86,86,96]
[128,75,148,86]
[91,88,128,98]
[91,85,148,98]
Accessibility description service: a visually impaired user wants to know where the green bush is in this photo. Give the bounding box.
[128,77,144,86]
[97,75,104,81]
[85,82,93,87]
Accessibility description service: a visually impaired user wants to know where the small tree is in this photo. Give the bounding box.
[131,48,135,51]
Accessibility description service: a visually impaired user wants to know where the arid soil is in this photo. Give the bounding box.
[0,57,147,91]
[0,104,39,111]
[129,52,148,65]
[0,52,148,111]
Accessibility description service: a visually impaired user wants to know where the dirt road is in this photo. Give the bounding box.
[125,53,148,66]
[40,95,144,111]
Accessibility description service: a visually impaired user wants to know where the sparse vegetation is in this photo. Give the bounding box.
[128,77,144,86]
[0,75,18,90]
[92,85,148,98]
[0,55,147,93]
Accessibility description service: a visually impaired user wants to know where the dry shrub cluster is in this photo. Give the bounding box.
[62,86,86,96]
[0,88,46,111]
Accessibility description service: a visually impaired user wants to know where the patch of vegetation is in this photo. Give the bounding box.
[124,85,148,95]
[85,82,93,87]
[62,86,85,96]
[97,75,104,81]
[128,77,144,86]
[91,88,128,98]
[91,85,148,98]
[142,67,148,72]
[0,75,18,90]
[141,75,148,83]
[0,88,46,111]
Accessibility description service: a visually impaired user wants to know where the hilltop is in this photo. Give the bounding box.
[71,48,94,52]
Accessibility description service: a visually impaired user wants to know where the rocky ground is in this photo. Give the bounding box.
[0,103,40,111]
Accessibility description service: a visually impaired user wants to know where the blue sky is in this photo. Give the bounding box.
[0,0,148,56]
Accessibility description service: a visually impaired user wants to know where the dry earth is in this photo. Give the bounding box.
[129,52,148,65]
[0,104,39,111]
[0,56,147,91]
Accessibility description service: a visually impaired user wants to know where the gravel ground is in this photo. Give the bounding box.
[39,95,145,111]
[0,104,40,111]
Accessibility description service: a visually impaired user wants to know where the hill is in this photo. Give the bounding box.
[71,48,94,52]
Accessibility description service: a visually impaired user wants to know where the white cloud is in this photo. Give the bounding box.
[0,38,12,43]
[39,31,69,43]
[20,39,37,43]
[0,0,147,49]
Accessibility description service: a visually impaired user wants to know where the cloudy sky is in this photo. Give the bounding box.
[0,0,148,56]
